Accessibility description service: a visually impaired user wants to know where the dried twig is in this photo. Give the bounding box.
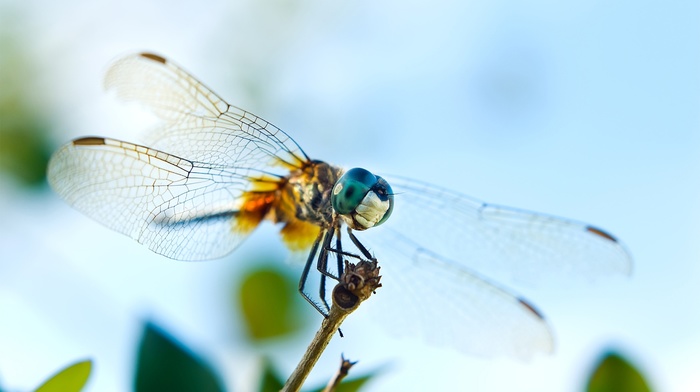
[323,355,357,392]
[282,259,381,392]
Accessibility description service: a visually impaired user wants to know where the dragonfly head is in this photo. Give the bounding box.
[331,168,394,231]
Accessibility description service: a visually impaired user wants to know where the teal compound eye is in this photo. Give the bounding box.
[332,168,394,229]
[332,168,376,214]
[374,175,394,226]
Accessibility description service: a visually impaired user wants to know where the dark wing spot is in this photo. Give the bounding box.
[518,297,545,320]
[73,137,106,146]
[140,53,167,64]
[586,226,618,243]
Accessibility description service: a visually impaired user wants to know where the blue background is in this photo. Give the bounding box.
[0,0,698,390]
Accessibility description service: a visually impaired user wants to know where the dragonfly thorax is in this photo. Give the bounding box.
[280,160,341,228]
[331,167,394,231]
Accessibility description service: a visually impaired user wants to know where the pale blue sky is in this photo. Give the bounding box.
[1,0,699,391]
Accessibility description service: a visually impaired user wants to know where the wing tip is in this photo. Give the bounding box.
[139,52,167,64]
[585,225,619,243]
[585,226,635,276]
[517,297,546,320]
[515,297,556,359]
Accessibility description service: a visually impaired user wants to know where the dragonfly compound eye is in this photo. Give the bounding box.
[332,168,394,230]
[373,175,394,226]
[332,168,374,214]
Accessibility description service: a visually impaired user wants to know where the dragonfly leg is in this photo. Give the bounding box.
[298,230,330,317]
[315,229,337,313]
[317,226,347,312]
[347,227,375,260]
[323,228,367,263]
[334,226,344,277]
[317,229,340,281]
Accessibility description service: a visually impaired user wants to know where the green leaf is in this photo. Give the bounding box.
[238,266,303,340]
[258,359,284,392]
[333,374,373,392]
[306,373,374,392]
[307,359,380,392]
[33,359,92,392]
[0,25,52,188]
[134,322,224,392]
[586,351,652,392]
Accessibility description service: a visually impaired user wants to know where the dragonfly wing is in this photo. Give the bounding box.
[356,242,554,359]
[353,176,630,357]
[377,175,632,286]
[104,52,309,171]
[47,137,262,260]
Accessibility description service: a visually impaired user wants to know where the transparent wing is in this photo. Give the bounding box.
[351,176,631,358]
[47,137,267,260]
[104,52,309,169]
[375,175,632,286]
[358,246,554,359]
[48,52,316,260]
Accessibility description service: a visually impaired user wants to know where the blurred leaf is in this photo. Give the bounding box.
[586,351,651,392]
[33,359,92,392]
[307,373,375,392]
[258,359,284,392]
[238,266,303,340]
[0,17,52,187]
[0,124,52,186]
[332,374,373,392]
[134,321,224,392]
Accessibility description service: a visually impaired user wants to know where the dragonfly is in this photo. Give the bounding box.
[47,53,632,360]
